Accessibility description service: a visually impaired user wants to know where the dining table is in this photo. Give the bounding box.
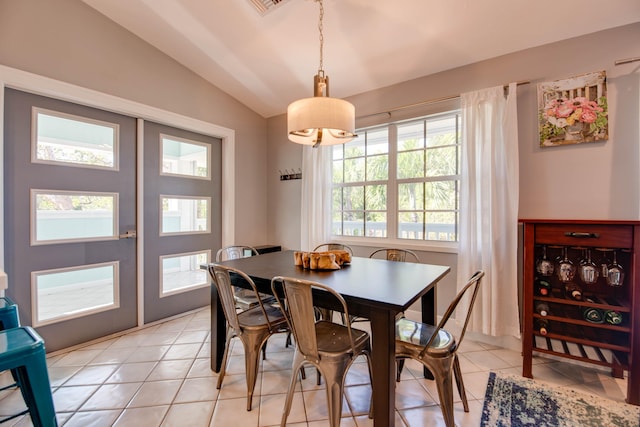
[207,250,451,426]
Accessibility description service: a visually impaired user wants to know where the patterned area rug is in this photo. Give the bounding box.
[481,372,640,427]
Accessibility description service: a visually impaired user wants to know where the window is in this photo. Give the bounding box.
[160,134,211,179]
[332,110,461,243]
[32,108,119,170]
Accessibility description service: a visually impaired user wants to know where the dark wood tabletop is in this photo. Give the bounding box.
[207,250,451,426]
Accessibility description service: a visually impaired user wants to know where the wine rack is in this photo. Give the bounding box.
[521,220,640,405]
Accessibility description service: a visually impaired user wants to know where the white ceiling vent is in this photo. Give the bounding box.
[247,0,291,15]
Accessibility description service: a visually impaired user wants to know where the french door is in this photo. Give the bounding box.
[4,88,138,352]
[142,121,221,323]
[3,88,222,351]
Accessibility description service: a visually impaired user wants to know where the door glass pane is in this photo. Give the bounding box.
[32,108,118,169]
[160,196,210,235]
[32,262,119,326]
[32,190,117,245]
[160,251,210,296]
[160,134,210,179]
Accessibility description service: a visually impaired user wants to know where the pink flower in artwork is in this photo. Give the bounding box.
[580,109,598,123]
[555,100,575,118]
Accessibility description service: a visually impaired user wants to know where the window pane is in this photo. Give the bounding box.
[425,181,457,210]
[344,158,365,182]
[33,262,118,325]
[366,129,388,155]
[161,251,210,296]
[367,154,388,181]
[398,183,424,210]
[398,122,424,151]
[397,150,425,179]
[344,135,365,158]
[366,212,387,237]
[426,116,458,147]
[365,185,386,211]
[161,196,210,234]
[32,190,117,244]
[425,212,457,241]
[34,109,117,169]
[161,135,210,179]
[344,186,364,211]
[426,146,458,177]
[332,159,344,184]
[343,212,364,236]
[398,212,424,240]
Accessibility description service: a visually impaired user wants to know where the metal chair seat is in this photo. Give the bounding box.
[396,317,456,358]
[237,304,288,329]
[315,321,370,355]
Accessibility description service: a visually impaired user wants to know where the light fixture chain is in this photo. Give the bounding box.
[317,0,324,74]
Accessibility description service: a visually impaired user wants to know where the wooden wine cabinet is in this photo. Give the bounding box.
[521,219,640,405]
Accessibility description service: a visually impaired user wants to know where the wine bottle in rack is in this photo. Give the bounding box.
[535,318,550,335]
[564,282,583,301]
[535,302,550,316]
[604,310,623,325]
[582,297,603,323]
[536,278,552,296]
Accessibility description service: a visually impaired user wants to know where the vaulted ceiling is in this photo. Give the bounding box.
[82,0,640,118]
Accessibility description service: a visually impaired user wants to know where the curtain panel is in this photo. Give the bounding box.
[458,83,520,337]
[300,145,332,251]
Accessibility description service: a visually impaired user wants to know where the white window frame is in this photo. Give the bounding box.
[159,195,211,236]
[159,249,211,297]
[159,133,212,180]
[331,110,461,252]
[31,107,120,171]
[30,189,119,246]
[31,261,120,327]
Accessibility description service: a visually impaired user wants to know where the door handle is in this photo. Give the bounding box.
[119,230,137,239]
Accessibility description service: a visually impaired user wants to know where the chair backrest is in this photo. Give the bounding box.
[271,276,357,360]
[420,270,484,357]
[312,243,353,255]
[208,264,275,332]
[369,248,419,263]
[216,245,259,262]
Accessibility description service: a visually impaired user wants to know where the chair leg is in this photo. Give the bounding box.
[281,353,305,427]
[243,331,271,411]
[426,357,455,427]
[18,354,58,427]
[217,331,233,390]
[396,358,405,382]
[453,354,469,412]
[320,360,350,427]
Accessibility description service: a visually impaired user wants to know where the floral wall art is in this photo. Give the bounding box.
[538,71,608,147]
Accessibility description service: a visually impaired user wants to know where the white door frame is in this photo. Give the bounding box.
[0,65,235,326]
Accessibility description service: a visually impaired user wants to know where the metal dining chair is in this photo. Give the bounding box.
[312,243,354,255]
[395,270,485,427]
[271,276,373,427]
[368,248,420,262]
[216,245,269,309]
[207,264,289,411]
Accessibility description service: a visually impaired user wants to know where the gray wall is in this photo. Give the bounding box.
[266,22,640,315]
[0,0,269,246]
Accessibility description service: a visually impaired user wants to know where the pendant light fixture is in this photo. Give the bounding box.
[287,0,356,147]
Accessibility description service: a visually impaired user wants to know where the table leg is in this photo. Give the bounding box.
[369,309,396,426]
[210,284,226,372]
[421,287,436,380]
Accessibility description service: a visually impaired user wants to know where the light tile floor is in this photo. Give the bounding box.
[0,307,631,426]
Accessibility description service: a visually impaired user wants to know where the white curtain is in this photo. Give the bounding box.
[300,145,332,251]
[457,83,520,337]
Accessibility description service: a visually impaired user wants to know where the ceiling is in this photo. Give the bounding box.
[82,0,640,118]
